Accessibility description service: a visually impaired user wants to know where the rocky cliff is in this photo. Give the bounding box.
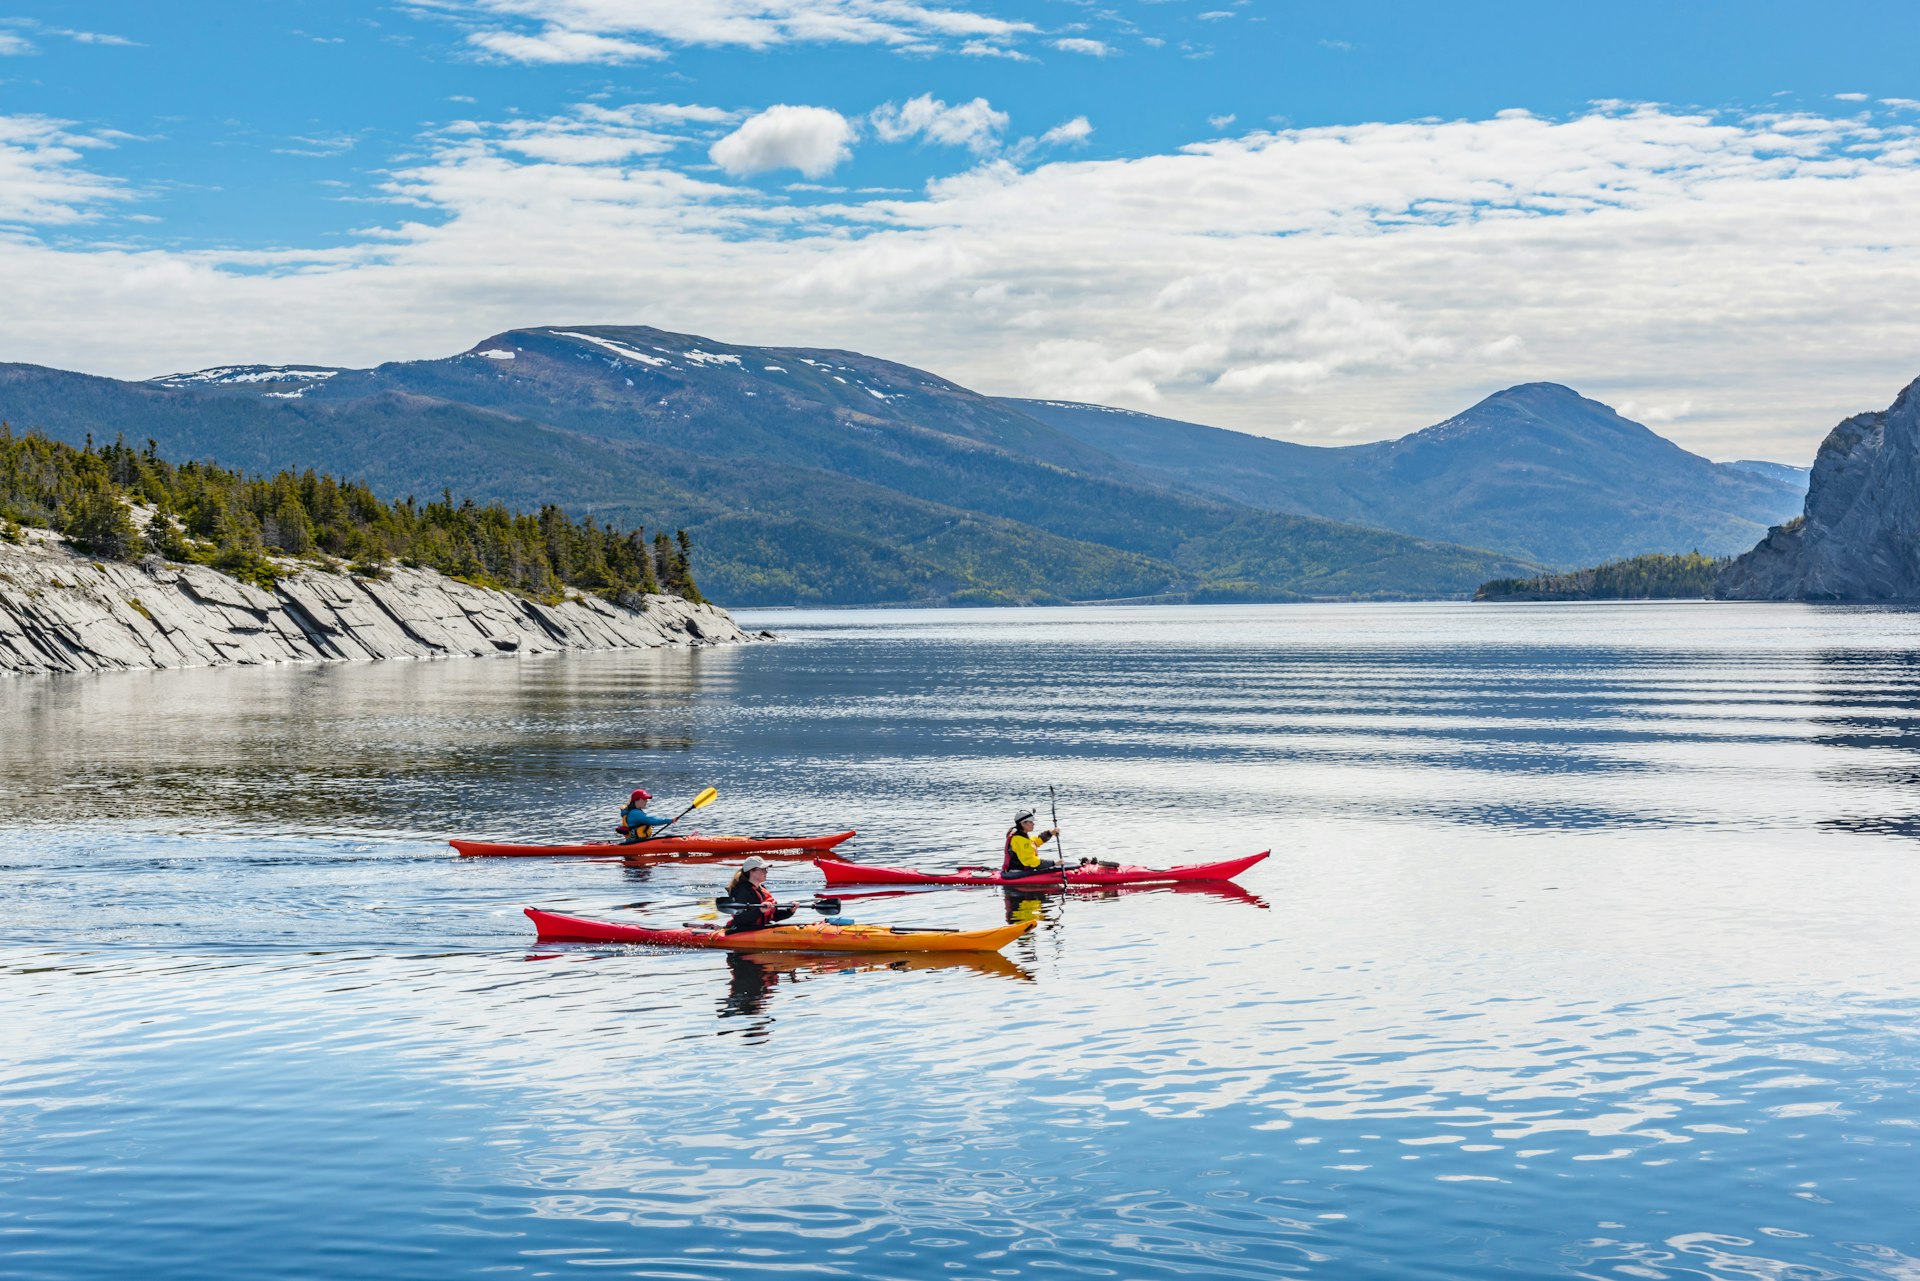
[1718,376,1920,600]
[0,529,749,676]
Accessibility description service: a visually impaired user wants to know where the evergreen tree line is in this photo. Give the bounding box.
[0,425,702,602]
[1475,551,1726,601]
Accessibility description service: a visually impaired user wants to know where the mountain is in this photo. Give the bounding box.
[1718,376,1920,600]
[1728,459,1812,488]
[0,326,1542,605]
[1008,384,1808,567]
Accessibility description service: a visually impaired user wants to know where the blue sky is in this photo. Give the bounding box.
[4,1,1920,458]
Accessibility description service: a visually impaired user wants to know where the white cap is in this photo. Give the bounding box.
[741,855,769,872]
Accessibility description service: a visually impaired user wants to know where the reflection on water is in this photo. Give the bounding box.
[6,602,1920,1280]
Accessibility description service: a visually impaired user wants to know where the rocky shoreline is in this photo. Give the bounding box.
[0,529,752,676]
[1717,376,1920,600]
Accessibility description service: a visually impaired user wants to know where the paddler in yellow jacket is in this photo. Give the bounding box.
[1001,808,1063,881]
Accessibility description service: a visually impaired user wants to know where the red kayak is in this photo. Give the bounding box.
[813,850,1268,889]
[453,830,856,858]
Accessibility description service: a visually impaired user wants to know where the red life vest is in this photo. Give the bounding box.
[724,880,785,933]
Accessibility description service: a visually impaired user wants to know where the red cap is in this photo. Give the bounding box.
[630,788,652,803]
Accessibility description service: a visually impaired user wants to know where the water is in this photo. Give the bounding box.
[4,602,1920,1280]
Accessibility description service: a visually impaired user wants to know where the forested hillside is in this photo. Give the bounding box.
[1474,552,1726,601]
[0,426,700,601]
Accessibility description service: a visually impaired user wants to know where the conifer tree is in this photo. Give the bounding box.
[60,473,143,560]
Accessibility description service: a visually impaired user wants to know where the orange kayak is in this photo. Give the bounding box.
[453,830,855,858]
[524,907,1033,953]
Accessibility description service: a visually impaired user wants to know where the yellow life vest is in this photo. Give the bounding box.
[1002,829,1052,873]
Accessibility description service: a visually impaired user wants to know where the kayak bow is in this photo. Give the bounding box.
[813,850,1269,889]
[453,830,856,858]
[524,907,1033,953]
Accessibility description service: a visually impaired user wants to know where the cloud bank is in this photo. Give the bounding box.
[5,103,1920,461]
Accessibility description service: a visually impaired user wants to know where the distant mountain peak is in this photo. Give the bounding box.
[1394,382,1670,458]
[1454,381,1621,423]
[1012,380,1808,567]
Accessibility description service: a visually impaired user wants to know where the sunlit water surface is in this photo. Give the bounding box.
[4,602,1920,1279]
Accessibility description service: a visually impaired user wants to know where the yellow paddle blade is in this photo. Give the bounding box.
[690,786,719,809]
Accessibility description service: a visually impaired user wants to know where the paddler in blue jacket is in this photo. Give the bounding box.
[618,788,675,843]
[1002,809,1063,880]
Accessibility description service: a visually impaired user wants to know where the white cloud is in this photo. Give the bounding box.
[957,39,1031,60]
[1615,398,1693,425]
[48,28,139,46]
[0,20,139,51]
[709,105,855,177]
[425,102,734,168]
[1037,116,1092,148]
[1053,37,1113,56]
[467,27,663,62]
[10,104,1920,463]
[871,94,1008,153]
[1207,113,1236,130]
[0,115,129,224]
[1833,92,1869,102]
[422,0,1036,59]
[275,132,361,159]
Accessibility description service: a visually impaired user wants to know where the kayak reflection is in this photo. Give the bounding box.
[834,880,1266,907]
[718,948,1034,1034]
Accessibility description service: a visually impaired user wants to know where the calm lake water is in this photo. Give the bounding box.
[4,602,1920,1280]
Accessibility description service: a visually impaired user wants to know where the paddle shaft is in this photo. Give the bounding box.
[716,895,843,913]
[1049,784,1068,887]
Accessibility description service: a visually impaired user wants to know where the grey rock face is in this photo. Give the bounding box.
[1718,377,1920,600]
[0,530,749,676]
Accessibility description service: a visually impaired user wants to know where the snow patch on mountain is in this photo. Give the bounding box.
[149,366,340,388]
[550,331,669,367]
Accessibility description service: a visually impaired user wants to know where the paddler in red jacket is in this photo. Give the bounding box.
[1002,809,1063,880]
[720,856,798,933]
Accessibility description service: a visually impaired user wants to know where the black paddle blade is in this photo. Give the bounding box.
[812,897,843,915]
